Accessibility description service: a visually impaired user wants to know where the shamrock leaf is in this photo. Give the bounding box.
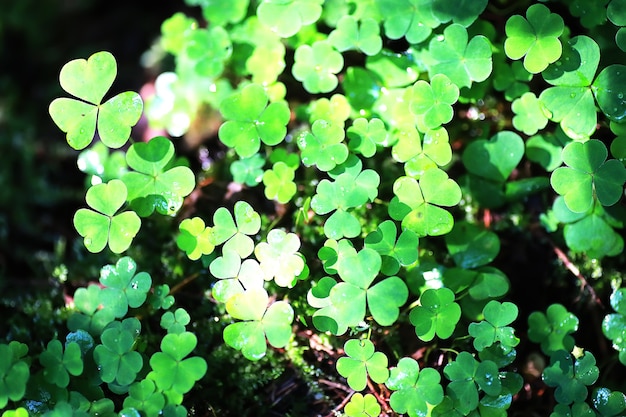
[231,154,265,187]
[512,92,548,135]
[376,0,440,44]
[410,74,460,131]
[77,141,128,185]
[0,343,29,408]
[364,220,418,276]
[123,379,166,417]
[328,16,382,56]
[254,229,305,288]
[528,304,579,355]
[308,94,351,127]
[389,169,462,237]
[149,332,208,398]
[160,308,191,334]
[543,350,599,404]
[431,0,488,27]
[425,24,492,89]
[445,221,500,269]
[504,4,564,73]
[410,288,461,342]
[347,118,389,158]
[209,201,261,258]
[292,41,344,93]
[592,387,626,416]
[443,352,500,415]
[49,51,143,149]
[344,393,381,417]
[257,0,323,38]
[526,130,569,172]
[122,136,195,216]
[593,64,626,123]
[540,36,600,140]
[298,119,348,172]
[262,162,297,203]
[386,357,444,417]
[176,217,215,261]
[551,140,626,213]
[73,179,141,254]
[463,131,525,183]
[39,340,83,388]
[223,288,294,360]
[209,252,265,303]
[218,84,290,158]
[185,26,232,78]
[336,339,389,391]
[94,319,143,386]
[67,284,116,336]
[99,257,152,318]
[392,127,453,177]
[468,300,520,352]
[196,0,248,26]
[603,288,626,365]
[160,12,197,55]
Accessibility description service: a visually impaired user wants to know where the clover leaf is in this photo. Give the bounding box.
[540,36,600,140]
[312,247,408,334]
[262,162,297,204]
[196,0,249,26]
[410,74,459,131]
[39,340,83,388]
[526,130,569,172]
[209,201,261,258]
[376,0,439,44]
[432,0,488,27]
[2,408,29,417]
[254,229,305,288]
[298,119,349,172]
[347,118,389,158]
[512,92,548,135]
[410,288,461,342]
[602,288,626,365]
[592,64,626,123]
[336,339,389,391]
[344,393,381,417]
[463,131,525,183]
[48,51,143,150]
[218,84,290,158]
[551,140,626,213]
[94,319,143,386]
[443,352,500,415]
[445,221,500,269]
[0,343,29,408]
[223,288,294,361]
[185,26,232,78]
[292,41,344,93]
[257,0,323,38]
[528,304,579,355]
[493,57,532,101]
[389,169,462,237]
[425,24,492,89]
[99,257,152,318]
[593,387,626,416]
[122,136,195,216]
[504,4,564,73]
[328,16,382,56]
[176,217,215,261]
[543,350,599,404]
[73,179,141,254]
[209,252,265,303]
[78,141,128,185]
[123,379,165,417]
[160,12,197,55]
[392,127,453,177]
[149,284,175,311]
[386,357,444,417]
[308,94,351,127]
[67,284,116,336]
[149,332,207,399]
[469,300,520,352]
[311,158,380,239]
[160,308,191,334]
[231,154,265,187]
[364,220,418,276]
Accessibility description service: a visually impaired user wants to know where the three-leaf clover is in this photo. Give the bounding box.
[410,288,461,342]
[336,339,389,391]
[328,16,382,56]
[543,350,599,404]
[67,284,116,336]
[185,26,232,79]
[364,220,419,276]
[504,3,564,73]
[592,387,626,416]
[123,379,166,417]
[376,0,440,44]
[230,154,265,187]
[392,127,453,177]
[254,229,305,288]
[512,92,548,135]
[292,41,344,94]
[445,221,500,269]
[257,0,323,38]
[160,308,191,334]
[94,319,143,386]
[386,357,444,417]
[389,169,462,237]
[176,217,215,260]
[468,300,520,352]
[347,117,389,158]
[218,84,290,158]
[602,288,626,365]
[344,393,381,417]
[209,201,261,258]
[223,288,294,360]
[73,179,141,254]
[593,64,626,123]
[39,340,83,388]
[0,342,29,408]
[262,162,297,203]
[528,304,579,355]
[410,74,460,131]
[209,251,265,303]
[297,119,349,172]
[122,136,196,216]
[49,51,143,150]
[551,139,626,213]
[99,257,152,318]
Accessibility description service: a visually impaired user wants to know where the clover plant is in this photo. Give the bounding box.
[336,339,389,391]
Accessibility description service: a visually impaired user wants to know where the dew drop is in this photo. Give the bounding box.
[570,93,576,99]
[619,93,624,99]
[84,238,92,246]
[131,281,139,290]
